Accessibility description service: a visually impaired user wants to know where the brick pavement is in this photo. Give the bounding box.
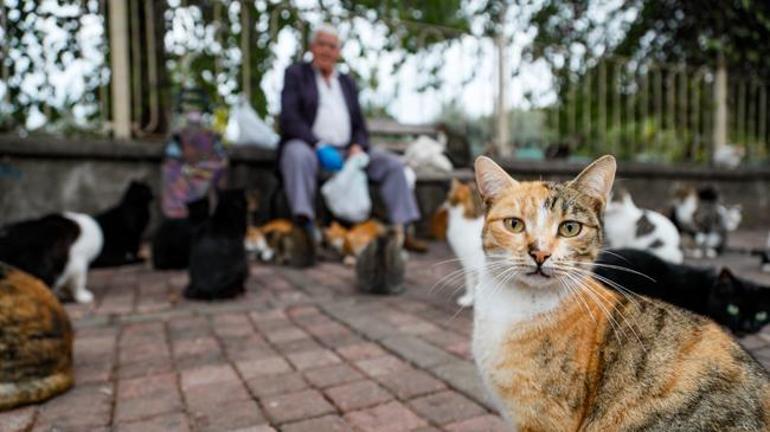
[2,241,769,431]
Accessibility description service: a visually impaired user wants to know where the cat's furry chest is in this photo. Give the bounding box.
[446,206,484,260]
[472,272,607,430]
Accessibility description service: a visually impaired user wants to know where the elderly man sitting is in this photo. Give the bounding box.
[279,24,427,263]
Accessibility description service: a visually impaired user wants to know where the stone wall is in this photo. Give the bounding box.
[2,137,769,237]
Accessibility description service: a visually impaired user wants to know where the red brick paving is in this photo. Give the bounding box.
[5,243,770,431]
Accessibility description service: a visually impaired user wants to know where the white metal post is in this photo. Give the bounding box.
[109,0,132,139]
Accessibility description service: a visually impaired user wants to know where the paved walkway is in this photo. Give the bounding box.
[3,241,770,432]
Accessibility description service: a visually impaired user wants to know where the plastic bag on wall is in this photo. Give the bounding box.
[225,96,279,149]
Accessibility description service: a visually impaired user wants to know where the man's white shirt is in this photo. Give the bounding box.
[312,69,352,147]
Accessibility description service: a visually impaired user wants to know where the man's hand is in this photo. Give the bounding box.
[348,144,364,157]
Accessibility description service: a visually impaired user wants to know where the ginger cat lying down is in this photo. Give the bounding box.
[472,155,769,431]
[324,220,385,265]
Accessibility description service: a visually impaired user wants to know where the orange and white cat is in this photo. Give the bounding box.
[472,155,769,431]
[324,220,384,265]
[442,179,485,307]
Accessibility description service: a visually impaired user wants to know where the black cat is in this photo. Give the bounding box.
[152,197,210,270]
[355,228,406,295]
[184,189,248,300]
[595,248,770,335]
[92,181,154,267]
[0,215,80,288]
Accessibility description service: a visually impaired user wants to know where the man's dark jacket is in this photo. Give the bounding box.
[279,62,369,160]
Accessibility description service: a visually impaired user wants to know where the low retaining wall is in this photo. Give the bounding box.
[2,137,769,236]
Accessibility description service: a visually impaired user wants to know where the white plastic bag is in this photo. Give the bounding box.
[321,153,371,223]
[225,96,279,149]
[403,135,453,173]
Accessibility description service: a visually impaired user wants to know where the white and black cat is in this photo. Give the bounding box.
[595,248,770,335]
[92,181,154,267]
[184,189,249,300]
[152,196,210,270]
[670,186,742,258]
[0,213,103,303]
[355,228,406,295]
[604,191,684,263]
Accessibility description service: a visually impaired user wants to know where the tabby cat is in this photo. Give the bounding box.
[472,155,770,431]
[355,227,406,295]
[0,262,74,411]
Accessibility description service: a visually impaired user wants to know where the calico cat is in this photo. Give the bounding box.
[92,181,154,267]
[0,261,74,411]
[356,228,406,295]
[604,190,683,263]
[0,212,103,303]
[472,155,770,431]
[152,196,210,270]
[595,248,770,335]
[443,178,485,307]
[245,219,315,267]
[185,189,249,300]
[324,220,384,265]
[429,206,449,241]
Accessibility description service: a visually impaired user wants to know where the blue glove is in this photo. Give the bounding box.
[316,144,344,172]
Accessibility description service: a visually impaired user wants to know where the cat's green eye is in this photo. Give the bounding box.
[504,218,525,233]
[756,311,767,322]
[558,221,582,238]
[727,304,740,316]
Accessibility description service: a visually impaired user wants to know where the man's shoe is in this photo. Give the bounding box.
[403,234,429,254]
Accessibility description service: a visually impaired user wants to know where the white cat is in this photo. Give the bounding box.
[604,191,684,264]
[443,179,485,307]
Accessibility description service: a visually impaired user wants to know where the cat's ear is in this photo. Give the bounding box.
[718,268,737,283]
[570,155,616,204]
[450,178,462,190]
[716,268,739,294]
[474,156,518,203]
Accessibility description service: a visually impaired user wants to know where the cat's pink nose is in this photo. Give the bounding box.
[529,250,551,265]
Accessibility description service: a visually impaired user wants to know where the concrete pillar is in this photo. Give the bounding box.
[109,0,132,139]
[712,58,728,161]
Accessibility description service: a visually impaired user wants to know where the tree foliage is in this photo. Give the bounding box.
[529,0,770,77]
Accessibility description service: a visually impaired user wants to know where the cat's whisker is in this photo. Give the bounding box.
[557,262,647,306]
[555,270,597,325]
[573,276,647,351]
[566,274,627,345]
[572,261,656,282]
[559,270,633,345]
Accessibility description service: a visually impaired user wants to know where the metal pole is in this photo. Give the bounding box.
[109,0,132,138]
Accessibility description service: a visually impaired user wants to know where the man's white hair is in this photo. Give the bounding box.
[311,23,340,44]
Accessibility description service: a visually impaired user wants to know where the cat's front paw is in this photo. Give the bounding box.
[762,263,770,273]
[457,293,474,307]
[75,289,95,304]
[706,249,717,259]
